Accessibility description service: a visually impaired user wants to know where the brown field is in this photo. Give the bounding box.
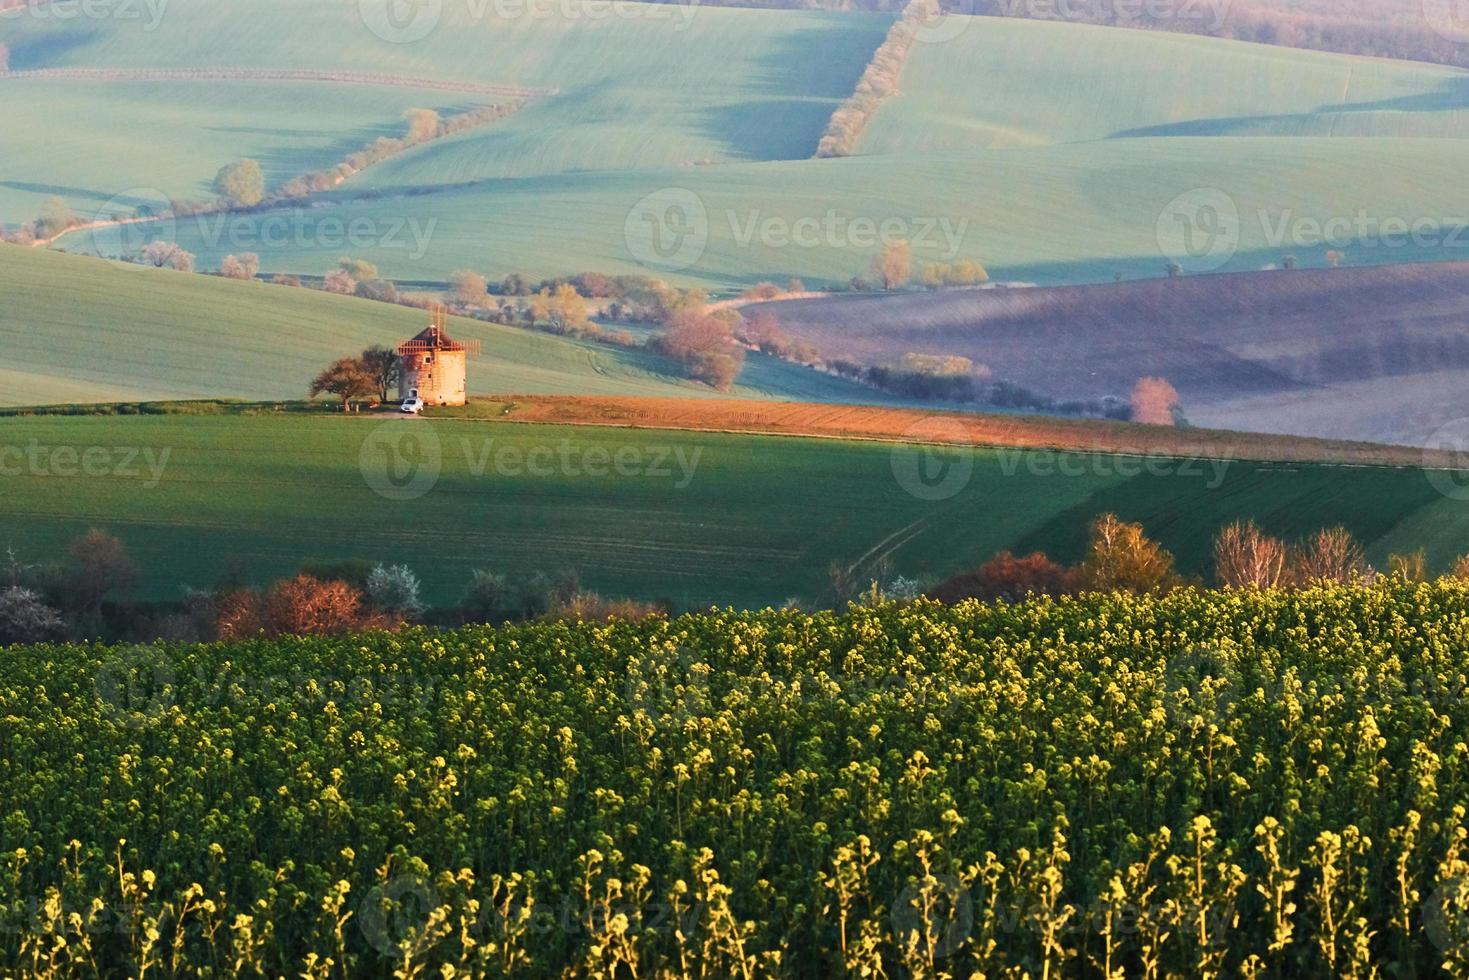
[754,263,1469,448]
[484,395,1457,469]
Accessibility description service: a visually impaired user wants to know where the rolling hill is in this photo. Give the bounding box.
[0,245,882,405]
[0,410,1460,608]
[753,262,1469,446]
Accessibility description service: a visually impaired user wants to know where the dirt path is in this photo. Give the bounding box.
[481,395,1453,469]
[0,67,551,98]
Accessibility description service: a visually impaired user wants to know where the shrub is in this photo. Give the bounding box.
[261,575,386,637]
[1290,527,1367,584]
[929,552,1075,604]
[1214,520,1289,589]
[213,159,265,208]
[366,564,425,621]
[62,530,138,615]
[1079,513,1179,594]
[461,570,512,623]
[0,587,64,645]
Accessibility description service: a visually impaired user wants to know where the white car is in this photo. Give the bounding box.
[400,397,425,414]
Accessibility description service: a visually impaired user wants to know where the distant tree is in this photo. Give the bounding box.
[929,552,1075,605]
[1079,513,1178,594]
[262,575,383,637]
[271,274,302,287]
[141,240,195,272]
[949,259,989,286]
[462,570,512,623]
[356,278,399,304]
[217,252,260,280]
[366,564,425,620]
[1290,527,1366,585]
[1281,255,1297,270]
[743,281,782,302]
[653,312,747,391]
[848,276,871,292]
[1326,249,1345,268]
[323,269,357,295]
[741,310,790,356]
[449,270,488,307]
[872,240,912,290]
[360,345,401,403]
[213,589,264,640]
[0,587,65,645]
[63,530,138,615]
[309,357,378,412]
[1213,520,1288,589]
[214,159,265,208]
[922,263,950,289]
[34,197,76,239]
[403,108,441,144]
[547,283,591,334]
[501,273,532,296]
[338,257,379,281]
[1130,377,1180,426]
[786,278,806,295]
[1166,262,1183,279]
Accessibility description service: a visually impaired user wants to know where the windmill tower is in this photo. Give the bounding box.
[396,305,479,406]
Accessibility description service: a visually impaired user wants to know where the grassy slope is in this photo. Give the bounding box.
[66,137,1469,289]
[0,1,886,215]
[0,413,1453,608]
[860,18,1469,153]
[0,80,482,225]
[0,246,881,405]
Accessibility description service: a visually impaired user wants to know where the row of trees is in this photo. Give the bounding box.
[308,345,399,411]
[816,0,938,157]
[927,514,1447,606]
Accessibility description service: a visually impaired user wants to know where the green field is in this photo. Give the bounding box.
[0,0,886,223]
[0,412,1457,608]
[0,245,881,405]
[10,5,1469,289]
[68,136,1469,289]
[0,79,486,225]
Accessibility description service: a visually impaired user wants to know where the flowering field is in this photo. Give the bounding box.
[4,584,1469,975]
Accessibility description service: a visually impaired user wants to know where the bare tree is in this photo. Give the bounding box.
[323,269,357,294]
[1214,520,1288,589]
[1290,527,1366,584]
[141,240,195,272]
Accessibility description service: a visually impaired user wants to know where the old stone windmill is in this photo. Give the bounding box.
[396,305,479,406]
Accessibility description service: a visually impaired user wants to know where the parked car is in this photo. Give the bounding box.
[400,397,424,414]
